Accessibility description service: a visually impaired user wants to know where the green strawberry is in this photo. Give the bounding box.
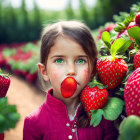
[80,85,108,118]
[0,70,10,98]
[133,50,140,69]
[61,77,77,98]
[124,68,140,117]
[96,57,128,90]
[119,115,140,140]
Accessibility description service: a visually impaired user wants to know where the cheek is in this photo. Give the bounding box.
[79,68,90,82]
[51,69,60,80]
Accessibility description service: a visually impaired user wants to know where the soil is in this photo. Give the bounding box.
[4,75,46,140]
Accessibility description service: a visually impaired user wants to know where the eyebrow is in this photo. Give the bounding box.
[50,55,88,59]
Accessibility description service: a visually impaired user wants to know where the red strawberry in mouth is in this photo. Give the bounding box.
[61,77,77,98]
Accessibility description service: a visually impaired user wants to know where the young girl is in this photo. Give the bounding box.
[23,21,118,140]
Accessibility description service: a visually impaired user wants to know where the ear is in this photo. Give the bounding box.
[38,63,50,82]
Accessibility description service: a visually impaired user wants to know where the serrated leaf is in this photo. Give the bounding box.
[0,115,6,124]
[127,26,140,46]
[103,97,124,121]
[101,31,111,49]
[111,38,126,57]
[135,39,140,46]
[2,105,17,114]
[0,98,7,112]
[8,113,20,122]
[97,85,104,89]
[90,109,103,127]
[117,40,133,53]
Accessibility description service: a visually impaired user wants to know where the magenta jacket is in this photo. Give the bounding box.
[23,89,118,140]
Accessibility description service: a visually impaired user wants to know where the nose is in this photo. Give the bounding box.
[66,63,76,76]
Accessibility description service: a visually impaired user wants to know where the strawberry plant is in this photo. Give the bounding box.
[96,31,132,90]
[80,78,124,127]
[0,97,20,134]
[0,70,20,140]
[90,3,140,139]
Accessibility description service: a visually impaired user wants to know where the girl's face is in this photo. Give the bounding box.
[39,36,95,101]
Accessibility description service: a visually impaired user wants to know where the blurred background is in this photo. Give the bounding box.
[0,0,139,44]
[0,0,140,140]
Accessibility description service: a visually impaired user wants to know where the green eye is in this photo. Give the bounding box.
[77,59,85,64]
[56,59,63,63]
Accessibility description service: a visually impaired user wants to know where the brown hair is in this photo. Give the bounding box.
[40,20,98,127]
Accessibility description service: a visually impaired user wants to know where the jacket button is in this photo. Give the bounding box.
[66,123,70,127]
[68,135,72,139]
[72,129,75,132]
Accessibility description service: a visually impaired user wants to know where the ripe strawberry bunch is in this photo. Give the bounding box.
[91,7,140,128]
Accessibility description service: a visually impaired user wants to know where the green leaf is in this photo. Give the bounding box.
[117,40,133,53]
[103,97,124,121]
[8,113,20,122]
[0,98,7,112]
[110,38,126,57]
[0,115,6,124]
[0,97,20,132]
[135,39,140,46]
[90,109,103,127]
[101,31,111,49]
[127,26,140,46]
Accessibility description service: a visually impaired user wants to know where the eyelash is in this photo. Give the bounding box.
[54,58,87,64]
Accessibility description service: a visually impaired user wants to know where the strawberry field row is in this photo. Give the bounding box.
[0,42,40,84]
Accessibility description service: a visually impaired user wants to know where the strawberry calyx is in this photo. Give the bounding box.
[88,77,107,89]
[0,69,10,79]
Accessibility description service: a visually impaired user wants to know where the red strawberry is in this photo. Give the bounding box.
[0,133,4,140]
[80,85,108,118]
[26,72,37,83]
[135,12,140,25]
[0,71,10,97]
[127,22,140,30]
[96,57,128,90]
[61,77,77,98]
[133,50,140,69]
[124,68,140,117]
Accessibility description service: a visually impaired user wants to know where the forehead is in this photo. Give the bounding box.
[48,36,87,57]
